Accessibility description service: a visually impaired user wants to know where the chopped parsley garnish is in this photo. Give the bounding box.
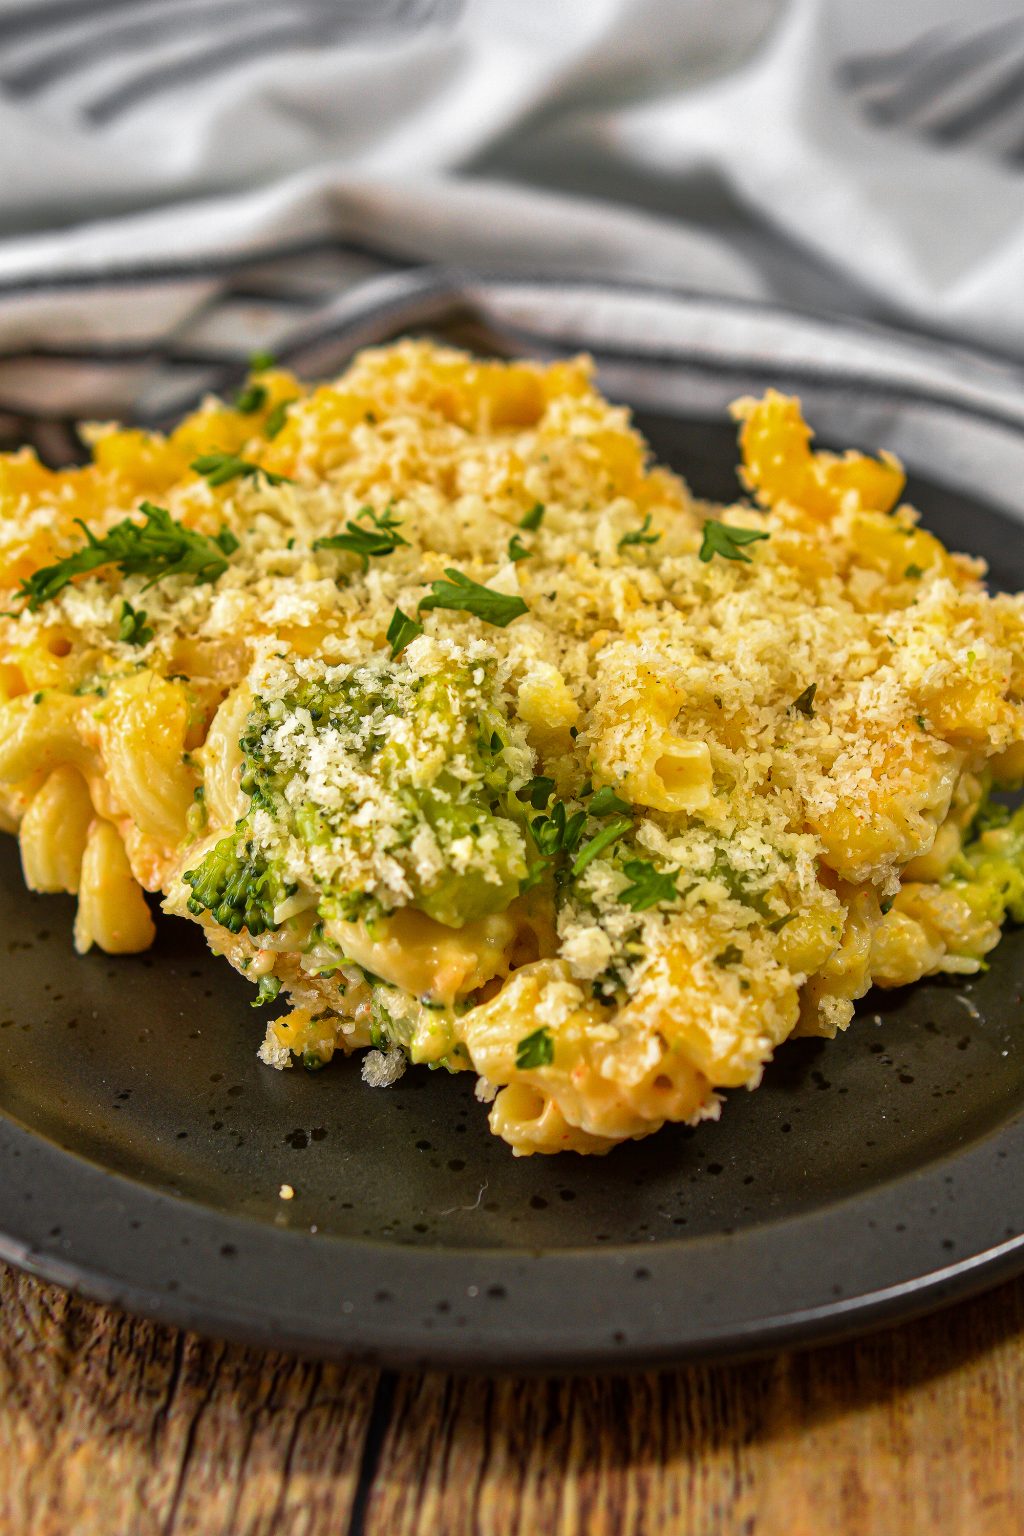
[618,514,660,550]
[916,714,928,730]
[588,785,631,816]
[520,503,545,531]
[904,563,924,579]
[263,399,293,439]
[214,526,239,555]
[251,975,282,1007]
[191,451,293,488]
[699,518,770,564]
[418,568,528,628]
[710,852,773,918]
[508,533,532,562]
[314,506,408,572]
[520,787,640,892]
[15,501,233,611]
[714,944,744,968]
[531,800,587,859]
[248,349,277,372]
[517,775,556,811]
[766,912,796,932]
[234,381,268,414]
[386,606,423,658]
[619,859,679,911]
[118,599,154,646]
[791,682,817,717]
[572,816,632,876]
[515,1025,554,1070]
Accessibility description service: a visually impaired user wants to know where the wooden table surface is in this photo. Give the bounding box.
[3,1263,1023,1535]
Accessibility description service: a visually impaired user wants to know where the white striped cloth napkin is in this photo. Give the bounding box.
[0,0,1022,450]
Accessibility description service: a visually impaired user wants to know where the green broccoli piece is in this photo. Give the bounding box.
[232,658,529,930]
[956,800,1024,927]
[183,826,291,936]
[415,790,525,927]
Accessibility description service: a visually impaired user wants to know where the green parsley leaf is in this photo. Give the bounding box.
[520,503,545,531]
[191,451,293,488]
[234,381,267,414]
[904,563,924,579]
[699,518,770,564]
[15,501,233,611]
[517,775,556,811]
[248,349,277,372]
[515,1026,554,1070]
[710,852,773,918]
[588,785,631,816]
[766,912,796,932]
[118,599,153,647]
[386,606,422,658]
[263,399,293,440]
[916,714,928,730]
[508,533,532,562]
[619,859,679,911]
[418,568,528,628]
[214,526,239,555]
[572,816,632,877]
[791,682,817,717]
[314,506,409,572]
[531,800,587,858]
[618,514,660,550]
[714,944,744,968]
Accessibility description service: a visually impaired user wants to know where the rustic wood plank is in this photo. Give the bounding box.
[0,1265,379,1536]
[364,1279,1024,1536]
[4,1261,1024,1536]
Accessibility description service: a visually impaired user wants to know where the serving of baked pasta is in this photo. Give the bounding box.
[2,339,1023,1157]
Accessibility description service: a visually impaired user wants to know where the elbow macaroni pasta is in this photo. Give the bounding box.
[2,343,1024,1156]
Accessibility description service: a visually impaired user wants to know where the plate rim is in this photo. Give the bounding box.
[4,1104,1024,1371]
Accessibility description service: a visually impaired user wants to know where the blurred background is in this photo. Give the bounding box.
[1,0,1023,441]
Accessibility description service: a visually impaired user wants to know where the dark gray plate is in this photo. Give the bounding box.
[4,276,1024,1371]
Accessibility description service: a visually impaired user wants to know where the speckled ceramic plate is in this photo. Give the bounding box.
[4,275,1024,1371]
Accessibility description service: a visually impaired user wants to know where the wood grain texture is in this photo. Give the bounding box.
[0,1266,378,1536]
[3,1261,1024,1536]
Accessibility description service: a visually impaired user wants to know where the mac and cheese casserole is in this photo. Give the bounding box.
[2,341,1024,1155]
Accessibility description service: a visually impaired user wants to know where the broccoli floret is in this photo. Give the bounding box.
[183,825,291,935]
[231,656,531,930]
[415,790,525,926]
[956,800,1024,926]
